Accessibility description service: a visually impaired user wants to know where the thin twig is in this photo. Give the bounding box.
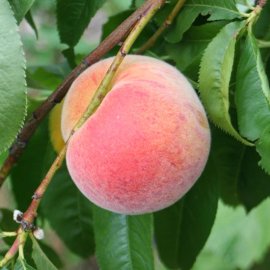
[0,232,17,238]
[257,39,270,48]
[136,0,186,54]
[257,0,267,7]
[0,0,157,188]
[0,0,165,267]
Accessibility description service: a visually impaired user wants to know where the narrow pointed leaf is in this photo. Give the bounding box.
[14,258,36,270]
[0,0,27,154]
[31,236,57,270]
[93,208,154,270]
[11,121,50,211]
[199,21,250,145]
[237,147,270,211]
[57,0,105,47]
[211,127,245,205]
[8,0,35,23]
[25,11,38,38]
[42,161,95,258]
[154,155,218,270]
[235,31,270,141]
[165,8,200,43]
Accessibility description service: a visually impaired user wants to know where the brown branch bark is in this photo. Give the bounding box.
[0,0,157,188]
[0,1,166,266]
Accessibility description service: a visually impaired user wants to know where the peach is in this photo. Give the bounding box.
[49,101,65,153]
[61,55,210,215]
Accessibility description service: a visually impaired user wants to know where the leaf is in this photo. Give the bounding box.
[237,147,270,211]
[166,21,228,81]
[154,154,219,270]
[62,47,76,68]
[30,236,57,270]
[199,21,250,145]
[11,121,50,211]
[254,0,270,40]
[0,208,18,246]
[165,8,206,44]
[0,0,27,154]
[42,161,95,258]
[57,0,105,47]
[185,0,241,21]
[38,243,63,269]
[211,126,270,210]
[193,199,270,270]
[235,30,270,141]
[165,0,241,44]
[93,207,154,270]
[8,0,35,23]
[27,65,65,91]
[211,127,244,205]
[14,258,36,270]
[25,11,38,38]
[256,125,270,174]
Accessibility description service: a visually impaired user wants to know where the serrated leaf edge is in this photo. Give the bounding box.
[0,0,28,154]
[198,21,252,146]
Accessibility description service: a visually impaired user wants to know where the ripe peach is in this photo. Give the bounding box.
[49,101,65,153]
[61,55,210,215]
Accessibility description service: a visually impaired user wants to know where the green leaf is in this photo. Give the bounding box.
[30,236,57,270]
[165,0,241,44]
[0,208,18,246]
[8,0,35,23]
[165,8,199,44]
[57,0,105,47]
[199,21,250,145]
[193,199,270,270]
[14,258,36,270]
[211,127,270,210]
[42,161,95,258]
[238,147,270,211]
[236,30,270,141]
[256,125,270,174]
[25,11,38,38]
[185,0,241,21]
[0,0,27,154]
[154,154,219,270]
[164,8,202,45]
[211,127,244,205]
[93,207,154,270]
[38,243,63,269]
[254,0,270,40]
[27,65,65,91]
[11,121,50,211]
[62,47,76,68]
[166,21,228,81]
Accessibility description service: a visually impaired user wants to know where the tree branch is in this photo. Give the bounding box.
[136,0,186,54]
[257,0,267,7]
[0,0,157,188]
[0,0,165,267]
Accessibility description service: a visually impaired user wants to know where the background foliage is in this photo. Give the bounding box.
[1,0,270,269]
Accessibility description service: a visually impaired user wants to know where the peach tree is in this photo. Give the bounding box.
[0,0,270,269]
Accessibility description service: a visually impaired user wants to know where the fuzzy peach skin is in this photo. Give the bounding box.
[61,55,211,215]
